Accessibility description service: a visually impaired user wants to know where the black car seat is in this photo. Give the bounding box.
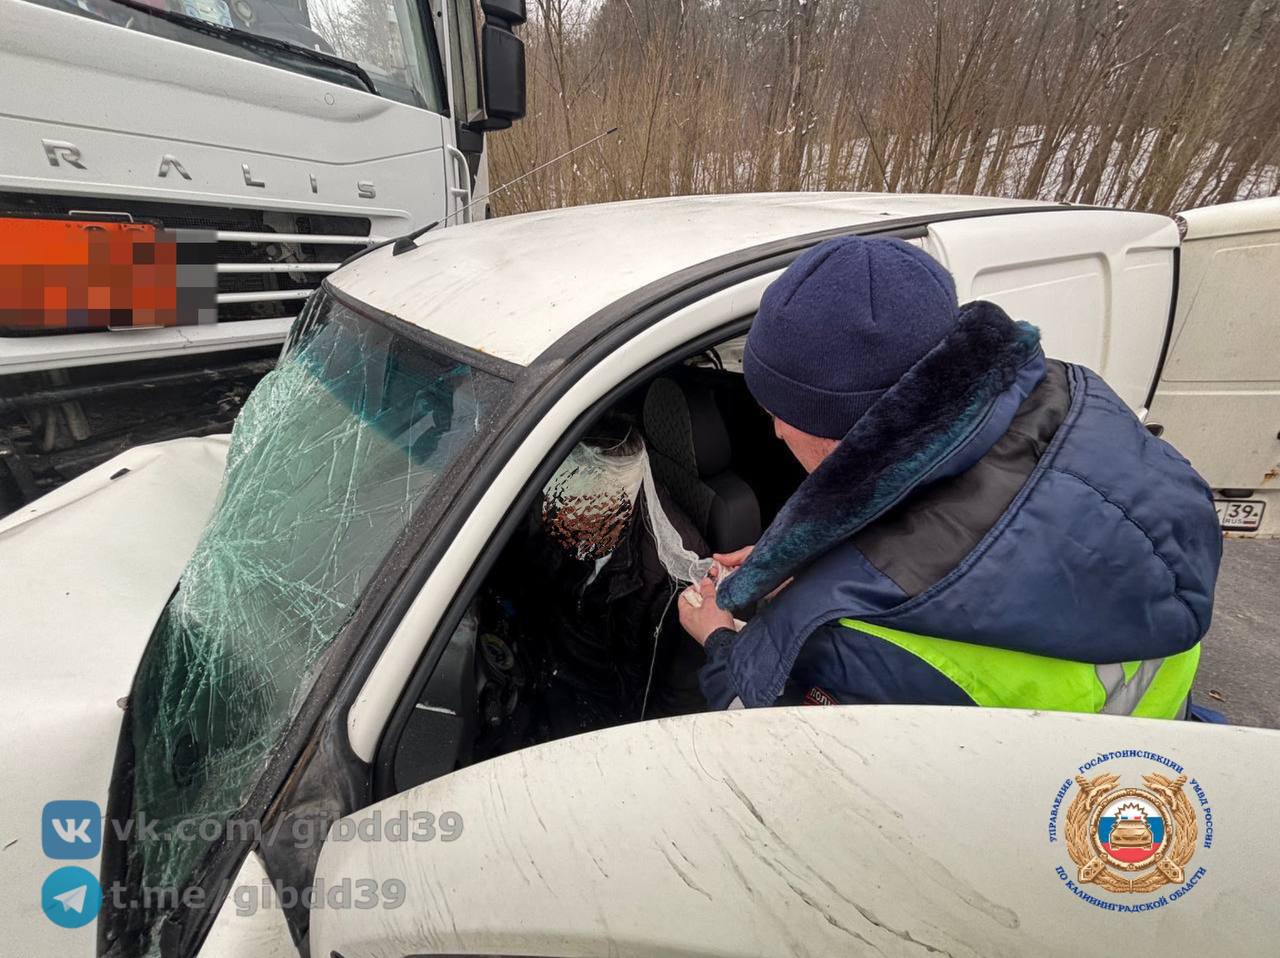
[642,377,762,553]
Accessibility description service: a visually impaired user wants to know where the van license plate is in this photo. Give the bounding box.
[1214,499,1265,532]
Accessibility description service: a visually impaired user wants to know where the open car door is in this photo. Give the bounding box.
[1148,197,1280,536]
[310,707,1279,957]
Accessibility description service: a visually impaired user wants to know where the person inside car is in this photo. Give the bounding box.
[492,416,710,738]
[677,235,1221,718]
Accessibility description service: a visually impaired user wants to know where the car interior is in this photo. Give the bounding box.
[376,335,809,797]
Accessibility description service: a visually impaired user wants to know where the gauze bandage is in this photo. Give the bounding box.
[541,430,712,584]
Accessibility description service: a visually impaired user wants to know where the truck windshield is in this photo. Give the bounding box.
[110,291,509,954]
[30,0,444,111]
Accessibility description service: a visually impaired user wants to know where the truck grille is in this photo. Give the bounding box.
[0,193,374,323]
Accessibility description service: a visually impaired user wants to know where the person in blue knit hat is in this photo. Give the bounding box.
[677,234,1223,719]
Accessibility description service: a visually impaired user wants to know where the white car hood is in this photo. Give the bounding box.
[0,437,228,955]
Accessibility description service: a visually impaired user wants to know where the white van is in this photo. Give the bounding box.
[1148,199,1280,536]
[2,193,1277,958]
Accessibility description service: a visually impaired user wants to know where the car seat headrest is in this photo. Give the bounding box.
[642,377,732,479]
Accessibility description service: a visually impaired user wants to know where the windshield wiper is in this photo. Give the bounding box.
[99,0,378,95]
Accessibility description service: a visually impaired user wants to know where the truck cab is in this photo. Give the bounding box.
[0,0,525,372]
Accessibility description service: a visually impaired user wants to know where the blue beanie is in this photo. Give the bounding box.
[744,236,959,439]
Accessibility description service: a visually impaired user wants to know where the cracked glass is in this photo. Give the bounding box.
[110,293,508,956]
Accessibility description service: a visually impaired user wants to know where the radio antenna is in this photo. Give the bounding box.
[393,126,620,255]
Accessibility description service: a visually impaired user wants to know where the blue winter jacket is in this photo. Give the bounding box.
[701,301,1222,709]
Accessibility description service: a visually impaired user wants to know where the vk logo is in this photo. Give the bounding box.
[41,866,102,929]
[41,801,102,859]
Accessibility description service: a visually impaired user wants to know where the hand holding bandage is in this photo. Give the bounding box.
[678,573,735,646]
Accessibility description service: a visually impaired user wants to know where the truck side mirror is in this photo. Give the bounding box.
[475,0,526,130]
[480,0,526,23]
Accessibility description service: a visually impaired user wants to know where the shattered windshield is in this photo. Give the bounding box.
[112,292,508,954]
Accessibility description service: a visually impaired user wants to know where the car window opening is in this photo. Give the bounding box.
[385,334,810,793]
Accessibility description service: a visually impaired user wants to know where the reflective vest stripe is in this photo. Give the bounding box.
[839,618,1199,718]
[1097,660,1163,715]
[1130,643,1200,719]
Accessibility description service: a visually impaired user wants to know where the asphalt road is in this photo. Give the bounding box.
[1193,537,1280,729]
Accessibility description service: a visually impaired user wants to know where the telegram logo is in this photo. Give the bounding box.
[41,866,102,929]
[41,800,102,859]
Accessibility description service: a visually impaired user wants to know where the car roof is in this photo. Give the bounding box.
[328,192,1054,367]
[1178,195,1280,241]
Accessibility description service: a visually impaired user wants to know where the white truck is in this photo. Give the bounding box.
[1,193,1277,957]
[0,0,525,496]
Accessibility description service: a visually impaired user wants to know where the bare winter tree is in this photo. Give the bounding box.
[488,0,1280,214]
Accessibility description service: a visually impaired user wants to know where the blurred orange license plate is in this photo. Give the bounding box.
[0,217,216,332]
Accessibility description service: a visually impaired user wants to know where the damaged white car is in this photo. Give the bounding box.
[3,193,1279,958]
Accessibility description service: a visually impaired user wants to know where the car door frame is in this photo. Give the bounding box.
[162,204,1073,957]
[357,204,1112,793]
[334,200,1088,765]
[367,275,776,797]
